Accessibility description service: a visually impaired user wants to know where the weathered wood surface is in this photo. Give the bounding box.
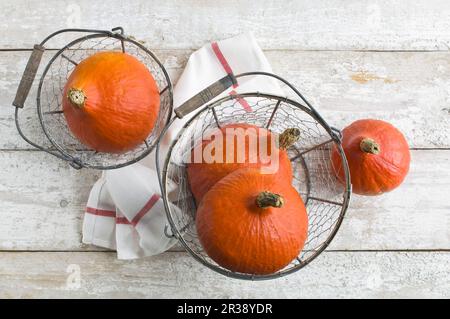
[0,151,101,250]
[1,0,449,299]
[0,150,447,251]
[0,251,448,298]
[3,0,450,51]
[1,50,449,149]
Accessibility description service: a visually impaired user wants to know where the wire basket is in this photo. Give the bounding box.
[157,72,351,280]
[12,27,172,169]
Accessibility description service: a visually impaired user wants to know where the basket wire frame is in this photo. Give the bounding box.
[15,28,172,169]
[158,84,351,280]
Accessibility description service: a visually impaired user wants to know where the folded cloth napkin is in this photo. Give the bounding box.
[82,32,284,259]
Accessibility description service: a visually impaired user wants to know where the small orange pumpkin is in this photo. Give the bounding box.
[187,123,299,203]
[331,119,410,195]
[62,51,160,153]
[196,167,308,275]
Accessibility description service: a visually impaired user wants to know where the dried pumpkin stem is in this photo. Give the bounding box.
[278,128,301,149]
[67,88,86,108]
[256,191,284,209]
[360,138,381,155]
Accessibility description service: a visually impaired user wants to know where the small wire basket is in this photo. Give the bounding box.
[12,27,172,169]
[157,72,351,280]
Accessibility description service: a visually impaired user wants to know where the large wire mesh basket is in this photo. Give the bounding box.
[12,27,172,169]
[157,72,351,280]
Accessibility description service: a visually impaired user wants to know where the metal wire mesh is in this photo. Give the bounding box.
[36,34,172,169]
[161,93,350,280]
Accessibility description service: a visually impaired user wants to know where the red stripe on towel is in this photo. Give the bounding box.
[130,194,161,226]
[229,90,252,112]
[211,42,238,88]
[211,42,252,112]
[85,207,116,218]
[87,194,160,226]
[115,216,131,225]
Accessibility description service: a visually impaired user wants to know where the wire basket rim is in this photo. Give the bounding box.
[35,31,173,170]
[157,91,351,280]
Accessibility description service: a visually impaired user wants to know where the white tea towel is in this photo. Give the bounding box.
[160,32,284,164]
[82,32,284,259]
[82,175,116,250]
[106,164,181,257]
[114,208,144,259]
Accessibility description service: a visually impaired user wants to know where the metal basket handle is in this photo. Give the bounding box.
[13,45,45,108]
[235,71,322,117]
[174,73,237,118]
[173,71,320,120]
[12,27,124,109]
[235,71,342,140]
[12,27,127,169]
[173,71,341,140]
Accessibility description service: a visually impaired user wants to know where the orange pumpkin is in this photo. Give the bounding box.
[331,119,410,195]
[187,123,299,203]
[196,167,308,275]
[62,51,160,153]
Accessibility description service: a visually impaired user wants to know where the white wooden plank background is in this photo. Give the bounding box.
[0,252,449,298]
[0,150,448,251]
[1,50,450,149]
[0,0,449,298]
[3,0,450,51]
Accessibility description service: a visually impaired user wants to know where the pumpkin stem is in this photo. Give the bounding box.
[278,128,301,149]
[255,191,284,209]
[67,88,86,108]
[360,138,381,154]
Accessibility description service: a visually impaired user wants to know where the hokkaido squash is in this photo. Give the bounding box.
[187,123,300,203]
[331,119,410,195]
[62,51,160,153]
[196,167,308,275]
